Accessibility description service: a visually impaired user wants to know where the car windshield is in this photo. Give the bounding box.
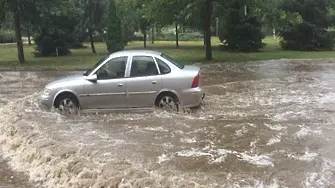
[161,53,184,69]
[83,56,109,76]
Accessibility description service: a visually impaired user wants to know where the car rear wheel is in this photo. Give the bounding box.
[157,94,179,112]
[54,94,79,114]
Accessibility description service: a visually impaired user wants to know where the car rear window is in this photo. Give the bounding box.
[161,53,184,69]
[155,57,171,74]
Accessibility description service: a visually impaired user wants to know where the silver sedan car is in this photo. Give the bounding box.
[40,50,205,113]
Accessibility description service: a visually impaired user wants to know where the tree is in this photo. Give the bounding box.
[88,0,96,53]
[278,0,335,51]
[32,0,82,56]
[13,3,24,63]
[0,0,60,62]
[76,0,107,53]
[183,0,215,59]
[130,0,151,48]
[139,15,150,48]
[184,0,206,43]
[205,0,212,60]
[106,0,125,53]
[258,0,284,39]
[218,0,265,52]
[116,0,141,45]
[142,0,189,48]
[0,0,27,63]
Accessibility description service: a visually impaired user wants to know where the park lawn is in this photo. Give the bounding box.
[0,36,335,70]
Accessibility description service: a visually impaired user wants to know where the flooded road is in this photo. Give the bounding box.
[0,59,335,188]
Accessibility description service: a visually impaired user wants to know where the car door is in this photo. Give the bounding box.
[126,55,162,108]
[81,56,128,109]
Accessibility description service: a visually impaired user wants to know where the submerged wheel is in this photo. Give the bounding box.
[156,93,180,112]
[54,93,79,114]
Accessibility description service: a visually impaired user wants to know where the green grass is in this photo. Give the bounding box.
[1,36,335,70]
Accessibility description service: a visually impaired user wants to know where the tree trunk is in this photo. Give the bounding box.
[143,30,147,48]
[89,30,96,54]
[216,18,219,37]
[89,0,96,54]
[27,28,31,46]
[151,25,154,44]
[13,6,25,64]
[203,23,206,45]
[273,22,276,40]
[205,0,212,60]
[175,23,179,48]
[244,5,247,16]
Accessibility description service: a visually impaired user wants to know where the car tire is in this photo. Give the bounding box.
[54,94,79,114]
[156,93,180,112]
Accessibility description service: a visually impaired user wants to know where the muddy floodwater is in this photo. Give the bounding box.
[0,59,335,188]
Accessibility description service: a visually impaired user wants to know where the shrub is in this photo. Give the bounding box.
[0,30,15,43]
[218,1,265,52]
[156,32,203,41]
[220,18,266,52]
[277,0,335,51]
[33,34,71,57]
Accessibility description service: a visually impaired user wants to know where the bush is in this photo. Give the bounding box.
[218,2,265,52]
[279,0,335,51]
[279,23,335,51]
[33,34,71,57]
[0,30,15,43]
[156,32,203,41]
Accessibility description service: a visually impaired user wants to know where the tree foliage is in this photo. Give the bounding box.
[32,0,82,56]
[218,0,265,52]
[106,0,125,53]
[116,0,141,45]
[278,0,335,51]
[2,0,335,64]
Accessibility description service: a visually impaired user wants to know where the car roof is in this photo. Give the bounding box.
[109,50,162,58]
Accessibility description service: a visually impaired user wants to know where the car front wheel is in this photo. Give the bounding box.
[54,94,79,114]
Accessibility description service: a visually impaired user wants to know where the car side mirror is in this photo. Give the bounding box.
[84,74,97,82]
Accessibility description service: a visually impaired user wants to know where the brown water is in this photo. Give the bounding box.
[0,59,335,188]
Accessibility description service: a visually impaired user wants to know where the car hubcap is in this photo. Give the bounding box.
[159,96,178,111]
[59,98,77,114]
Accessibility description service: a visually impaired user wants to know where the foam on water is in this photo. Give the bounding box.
[294,125,322,139]
[267,136,281,146]
[174,147,274,167]
[288,148,319,162]
[180,137,197,144]
[0,93,281,188]
[303,158,335,188]
[1,61,335,188]
[264,123,286,131]
[0,94,214,188]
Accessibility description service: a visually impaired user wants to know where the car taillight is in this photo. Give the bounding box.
[192,74,200,88]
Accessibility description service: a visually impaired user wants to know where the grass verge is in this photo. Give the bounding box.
[0,37,335,70]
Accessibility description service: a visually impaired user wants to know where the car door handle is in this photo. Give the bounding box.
[152,81,157,84]
[118,83,124,87]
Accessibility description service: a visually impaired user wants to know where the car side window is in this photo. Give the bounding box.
[155,57,171,74]
[96,56,127,80]
[130,56,159,77]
